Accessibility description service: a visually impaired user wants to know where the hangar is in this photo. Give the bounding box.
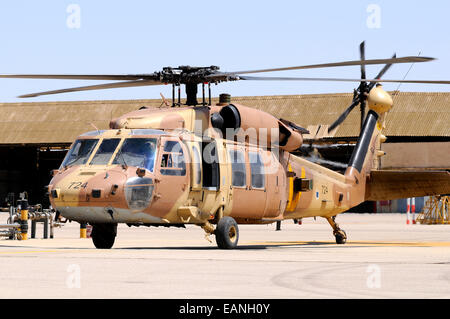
[0,91,448,210]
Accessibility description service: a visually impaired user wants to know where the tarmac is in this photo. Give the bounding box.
[0,213,449,299]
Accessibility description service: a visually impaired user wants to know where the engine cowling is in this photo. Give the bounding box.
[210,103,304,152]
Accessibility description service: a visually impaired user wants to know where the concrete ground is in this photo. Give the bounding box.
[0,213,449,299]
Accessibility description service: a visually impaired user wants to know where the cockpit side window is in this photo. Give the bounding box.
[60,139,99,168]
[112,138,157,172]
[90,138,121,165]
[163,141,181,153]
[160,141,186,176]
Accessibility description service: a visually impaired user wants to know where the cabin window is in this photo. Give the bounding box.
[60,139,99,168]
[249,152,265,189]
[192,146,202,185]
[90,138,121,165]
[112,138,157,172]
[229,150,246,187]
[160,141,186,176]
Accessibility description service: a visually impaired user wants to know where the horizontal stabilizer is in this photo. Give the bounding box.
[365,170,450,201]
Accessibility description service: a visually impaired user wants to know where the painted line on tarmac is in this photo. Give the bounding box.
[0,249,60,254]
[349,241,450,247]
[246,240,450,247]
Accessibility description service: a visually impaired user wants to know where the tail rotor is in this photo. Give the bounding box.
[328,42,395,134]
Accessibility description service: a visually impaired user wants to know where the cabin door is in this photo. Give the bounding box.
[152,137,189,217]
[229,146,267,219]
[198,140,221,215]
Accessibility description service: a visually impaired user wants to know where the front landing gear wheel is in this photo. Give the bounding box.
[334,229,347,244]
[215,217,239,249]
[92,223,117,249]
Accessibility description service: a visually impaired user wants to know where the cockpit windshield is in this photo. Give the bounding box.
[89,138,121,165]
[60,139,99,168]
[112,138,157,172]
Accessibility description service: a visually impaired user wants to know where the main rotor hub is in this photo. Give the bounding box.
[159,65,222,84]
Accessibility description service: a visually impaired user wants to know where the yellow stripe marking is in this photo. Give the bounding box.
[286,164,294,211]
[290,167,305,210]
[286,165,305,212]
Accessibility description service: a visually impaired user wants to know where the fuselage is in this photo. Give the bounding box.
[48,128,353,226]
[49,101,382,226]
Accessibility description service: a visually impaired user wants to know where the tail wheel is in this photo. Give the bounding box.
[91,223,117,249]
[334,229,347,245]
[215,216,239,249]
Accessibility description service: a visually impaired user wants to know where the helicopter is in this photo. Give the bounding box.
[1,42,449,249]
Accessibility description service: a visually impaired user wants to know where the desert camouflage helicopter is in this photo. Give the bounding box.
[2,42,450,249]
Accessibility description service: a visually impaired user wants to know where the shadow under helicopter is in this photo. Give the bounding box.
[115,241,376,250]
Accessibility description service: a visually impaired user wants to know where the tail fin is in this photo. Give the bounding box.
[346,110,379,177]
[344,109,386,207]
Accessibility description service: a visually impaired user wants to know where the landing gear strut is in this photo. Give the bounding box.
[326,216,347,244]
[200,215,240,249]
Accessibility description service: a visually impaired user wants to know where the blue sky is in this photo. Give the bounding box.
[0,0,449,102]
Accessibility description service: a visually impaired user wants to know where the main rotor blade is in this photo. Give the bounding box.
[327,98,361,133]
[216,56,434,76]
[238,75,450,85]
[0,74,153,81]
[18,79,161,98]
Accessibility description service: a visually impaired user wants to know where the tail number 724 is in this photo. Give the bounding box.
[68,182,88,189]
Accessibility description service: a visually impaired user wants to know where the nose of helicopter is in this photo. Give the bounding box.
[49,167,157,222]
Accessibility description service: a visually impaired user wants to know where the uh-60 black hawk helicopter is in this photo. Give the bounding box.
[1,42,449,249]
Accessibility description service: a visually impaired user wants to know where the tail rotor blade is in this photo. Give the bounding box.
[359,41,368,132]
[368,53,396,91]
[328,98,361,133]
[360,41,366,81]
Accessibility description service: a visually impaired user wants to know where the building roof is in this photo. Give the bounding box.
[231,92,450,139]
[0,91,448,144]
